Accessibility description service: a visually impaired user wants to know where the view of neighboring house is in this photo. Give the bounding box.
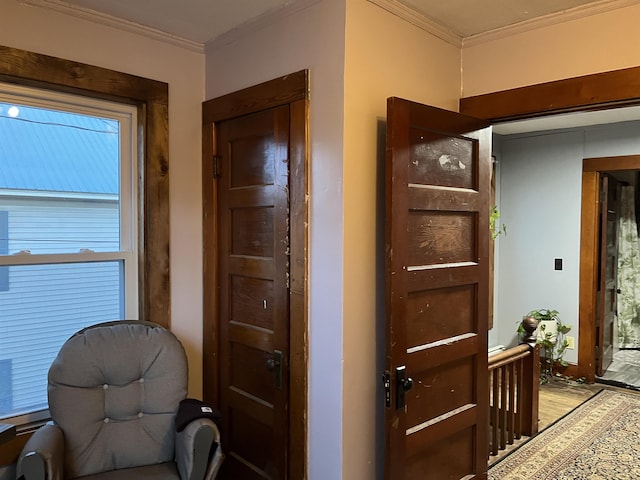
[0,102,123,418]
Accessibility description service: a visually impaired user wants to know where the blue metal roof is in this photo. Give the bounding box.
[0,103,119,195]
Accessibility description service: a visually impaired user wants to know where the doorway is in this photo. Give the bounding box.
[488,128,640,385]
[460,65,640,383]
[580,157,640,387]
[202,71,308,480]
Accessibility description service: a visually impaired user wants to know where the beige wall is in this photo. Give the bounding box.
[1,1,206,397]
[343,1,461,478]
[462,4,640,96]
[205,0,347,477]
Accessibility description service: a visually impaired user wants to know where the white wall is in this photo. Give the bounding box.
[494,120,640,365]
[204,0,347,477]
[0,1,206,397]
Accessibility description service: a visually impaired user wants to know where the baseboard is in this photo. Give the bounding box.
[555,363,581,381]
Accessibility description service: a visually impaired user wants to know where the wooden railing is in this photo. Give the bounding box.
[488,341,540,457]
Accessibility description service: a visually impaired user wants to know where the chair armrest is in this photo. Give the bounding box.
[16,422,64,480]
[175,418,223,480]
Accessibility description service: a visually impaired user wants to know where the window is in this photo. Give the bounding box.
[0,85,139,420]
[0,45,170,426]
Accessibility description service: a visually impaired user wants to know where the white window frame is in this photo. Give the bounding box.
[0,83,139,424]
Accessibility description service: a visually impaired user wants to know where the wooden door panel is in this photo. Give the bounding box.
[231,207,274,256]
[385,97,490,480]
[229,145,275,187]
[406,427,475,478]
[229,186,276,207]
[224,410,276,479]
[230,408,274,462]
[406,359,474,426]
[227,388,273,425]
[228,256,274,278]
[408,129,476,189]
[230,343,276,401]
[230,276,274,329]
[218,105,290,480]
[407,212,476,265]
[406,286,475,345]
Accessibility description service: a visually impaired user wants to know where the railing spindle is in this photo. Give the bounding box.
[488,340,540,458]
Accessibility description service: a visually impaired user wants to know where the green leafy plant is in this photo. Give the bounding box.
[490,205,507,240]
[519,309,572,383]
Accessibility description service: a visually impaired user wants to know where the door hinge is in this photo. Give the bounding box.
[212,155,221,178]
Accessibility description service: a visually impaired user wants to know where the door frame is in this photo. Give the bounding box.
[580,156,640,381]
[460,65,640,382]
[202,70,309,479]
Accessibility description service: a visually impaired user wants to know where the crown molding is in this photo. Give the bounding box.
[205,0,323,52]
[18,0,205,53]
[20,0,635,55]
[366,0,462,48]
[463,0,640,47]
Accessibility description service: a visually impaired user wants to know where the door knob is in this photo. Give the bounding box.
[266,357,280,370]
[400,376,414,392]
[395,365,413,410]
[266,350,283,390]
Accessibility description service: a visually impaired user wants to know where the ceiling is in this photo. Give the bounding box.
[28,0,619,45]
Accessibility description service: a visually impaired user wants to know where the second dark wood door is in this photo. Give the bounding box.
[385,97,491,479]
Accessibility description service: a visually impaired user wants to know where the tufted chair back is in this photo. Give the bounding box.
[47,321,188,478]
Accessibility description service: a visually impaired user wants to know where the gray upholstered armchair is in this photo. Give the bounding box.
[16,321,223,480]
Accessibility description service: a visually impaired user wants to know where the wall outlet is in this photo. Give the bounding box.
[566,336,575,350]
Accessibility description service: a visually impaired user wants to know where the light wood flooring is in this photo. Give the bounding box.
[537,378,603,430]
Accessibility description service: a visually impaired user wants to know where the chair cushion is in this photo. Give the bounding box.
[48,322,188,479]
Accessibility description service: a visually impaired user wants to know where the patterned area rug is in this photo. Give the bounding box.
[489,389,640,479]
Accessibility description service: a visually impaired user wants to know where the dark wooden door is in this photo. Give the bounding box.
[385,97,491,480]
[216,106,290,479]
[596,174,619,376]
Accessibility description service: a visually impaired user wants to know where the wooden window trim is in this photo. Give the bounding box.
[0,45,170,327]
